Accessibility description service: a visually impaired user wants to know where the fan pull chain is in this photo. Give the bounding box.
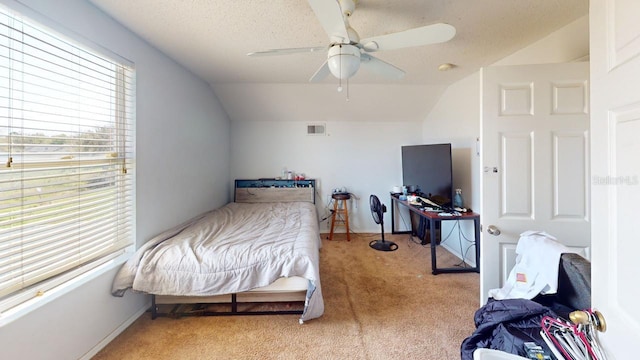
[337,44,343,93]
[346,77,349,101]
[334,44,349,101]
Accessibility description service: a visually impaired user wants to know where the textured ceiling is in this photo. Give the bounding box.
[89,0,589,86]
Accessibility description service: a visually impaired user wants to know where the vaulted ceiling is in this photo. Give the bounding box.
[89,0,589,122]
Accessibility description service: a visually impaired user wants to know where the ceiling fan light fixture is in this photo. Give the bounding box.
[328,44,360,79]
[249,0,457,85]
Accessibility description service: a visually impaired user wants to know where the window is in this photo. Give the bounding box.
[0,6,135,313]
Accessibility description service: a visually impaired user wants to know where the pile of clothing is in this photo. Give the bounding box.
[461,298,557,359]
[461,231,579,360]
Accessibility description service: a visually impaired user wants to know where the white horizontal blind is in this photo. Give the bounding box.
[0,6,135,310]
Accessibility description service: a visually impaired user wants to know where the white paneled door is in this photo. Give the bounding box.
[590,0,640,357]
[480,62,590,303]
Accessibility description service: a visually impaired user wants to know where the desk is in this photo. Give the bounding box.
[390,195,480,275]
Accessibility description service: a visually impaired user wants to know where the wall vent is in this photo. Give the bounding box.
[307,123,326,136]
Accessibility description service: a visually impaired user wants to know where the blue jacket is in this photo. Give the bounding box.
[460,298,557,359]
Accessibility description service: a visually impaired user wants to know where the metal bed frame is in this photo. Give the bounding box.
[150,294,305,319]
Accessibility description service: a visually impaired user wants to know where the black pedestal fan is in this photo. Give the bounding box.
[369,195,398,251]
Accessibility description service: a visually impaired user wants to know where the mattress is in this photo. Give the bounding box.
[112,201,324,321]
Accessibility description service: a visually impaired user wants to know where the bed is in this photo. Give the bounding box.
[111,180,324,322]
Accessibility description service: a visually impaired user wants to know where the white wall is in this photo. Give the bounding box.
[221,82,445,234]
[494,16,589,66]
[231,119,422,233]
[419,73,481,265]
[0,0,231,359]
[214,83,447,123]
[221,82,446,233]
[422,73,481,212]
[421,15,589,264]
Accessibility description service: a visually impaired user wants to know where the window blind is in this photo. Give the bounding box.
[0,7,135,312]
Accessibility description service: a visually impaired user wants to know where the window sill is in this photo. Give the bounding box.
[0,249,133,327]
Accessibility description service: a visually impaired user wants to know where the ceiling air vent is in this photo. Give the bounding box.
[307,123,326,136]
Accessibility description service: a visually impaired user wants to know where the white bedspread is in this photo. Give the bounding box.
[112,202,324,321]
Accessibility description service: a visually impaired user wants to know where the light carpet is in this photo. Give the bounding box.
[93,233,479,360]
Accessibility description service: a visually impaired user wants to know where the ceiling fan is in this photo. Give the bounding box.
[247,0,456,82]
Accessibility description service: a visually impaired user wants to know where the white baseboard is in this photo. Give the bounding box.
[79,301,151,360]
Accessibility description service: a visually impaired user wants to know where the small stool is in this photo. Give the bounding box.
[329,193,350,241]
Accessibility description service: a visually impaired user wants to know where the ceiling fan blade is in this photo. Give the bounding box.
[360,53,405,80]
[307,0,351,43]
[309,60,330,82]
[247,46,326,56]
[360,23,456,52]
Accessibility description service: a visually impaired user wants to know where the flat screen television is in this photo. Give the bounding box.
[401,143,453,207]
